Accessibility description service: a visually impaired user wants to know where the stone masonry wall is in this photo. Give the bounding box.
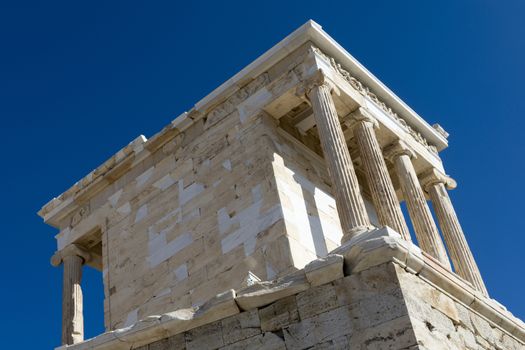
[56,228,525,350]
[102,112,292,330]
[101,109,379,331]
[90,45,325,330]
[50,41,405,334]
[134,263,419,350]
[96,45,383,330]
[271,129,378,269]
[121,261,525,350]
[44,42,385,333]
[397,263,525,350]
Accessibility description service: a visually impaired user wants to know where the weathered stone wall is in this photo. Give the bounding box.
[56,228,525,350]
[134,263,419,350]
[271,129,379,269]
[43,41,386,333]
[88,45,310,329]
[123,261,525,350]
[91,45,386,330]
[398,264,525,350]
[102,111,290,329]
[101,109,379,330]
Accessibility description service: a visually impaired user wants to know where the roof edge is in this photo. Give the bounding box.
[38,19,449,224]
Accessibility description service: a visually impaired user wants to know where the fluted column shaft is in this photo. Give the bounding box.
[385,141,450,267]
[423,172,488,295]
[352,111,411,241]
[51,244,90,345]
[304,72,372,243]
[62,255,84,345]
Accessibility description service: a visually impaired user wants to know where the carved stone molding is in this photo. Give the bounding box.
[311,46,439,156]
[205,73,270,129]
[70,204,90,228]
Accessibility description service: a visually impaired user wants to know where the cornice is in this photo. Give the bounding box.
[38,111,196,227]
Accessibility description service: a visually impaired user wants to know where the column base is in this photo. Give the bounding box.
[340,225,376,244]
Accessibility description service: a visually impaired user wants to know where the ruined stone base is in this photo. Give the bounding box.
[58,228,525,350]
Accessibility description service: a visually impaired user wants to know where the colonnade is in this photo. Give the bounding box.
[303,70,486,295]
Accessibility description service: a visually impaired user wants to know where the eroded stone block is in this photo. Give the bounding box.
[283,306,353,350]
[221,310,261,345]
[219,332,286,350]
[236,272,310,311]
[304,254,344,287]
[185,321,224,350]
[259,296,299,332]
[148,333,186,350]
[296,283,338,320]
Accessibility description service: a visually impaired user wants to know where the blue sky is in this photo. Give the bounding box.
[1,1,524,347]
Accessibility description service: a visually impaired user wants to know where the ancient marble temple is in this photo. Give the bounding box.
[39,21,525,349]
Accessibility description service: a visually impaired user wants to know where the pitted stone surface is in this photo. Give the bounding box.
[295,284,338,320]
[221,310,261,345]
[304,254,343,287]
[235,272,310,311]
[258,296,299,332]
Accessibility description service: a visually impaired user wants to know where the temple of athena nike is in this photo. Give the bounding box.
[39,21,525,349]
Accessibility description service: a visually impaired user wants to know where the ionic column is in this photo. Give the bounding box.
[350,108,411,241]
[51,244,91,345]
[299,70,373,243]
[421,169,488,295]
[384,140,450,268]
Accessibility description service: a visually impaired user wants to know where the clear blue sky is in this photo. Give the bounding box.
[1,1,524,347]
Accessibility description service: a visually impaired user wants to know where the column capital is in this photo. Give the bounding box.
[296,69,340,98]
[420,168,457,192]
[384,139,416,162]
[347,107,379,130]
[51,244,91,267]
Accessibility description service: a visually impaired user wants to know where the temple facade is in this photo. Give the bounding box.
[39,21,525,349]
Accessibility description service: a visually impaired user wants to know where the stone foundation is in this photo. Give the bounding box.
[135,263,417,350]
[57,228,525,350]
